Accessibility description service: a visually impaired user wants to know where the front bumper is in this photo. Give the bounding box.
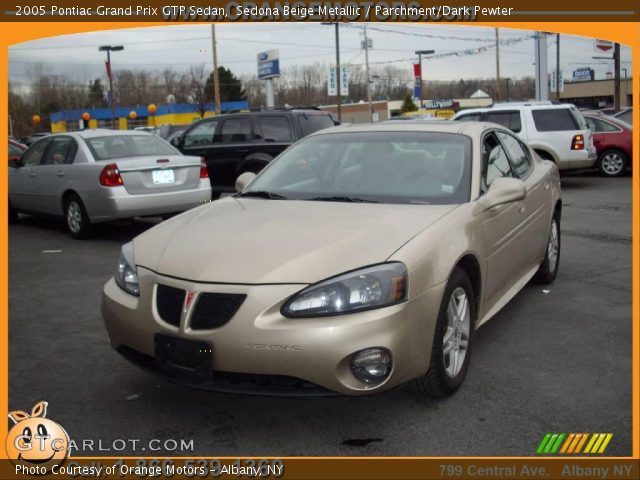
[87,180,212,222]
[101,268,445,396]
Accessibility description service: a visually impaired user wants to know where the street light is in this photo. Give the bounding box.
[415,50,435,109]
[99,45,124,129]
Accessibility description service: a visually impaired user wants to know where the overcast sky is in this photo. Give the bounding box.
[8,23,633,89]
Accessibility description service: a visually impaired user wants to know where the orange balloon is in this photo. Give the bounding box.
[32,115,41,124]
[147,104,157,115]
[81,112,90,121]
[129,111,137,120]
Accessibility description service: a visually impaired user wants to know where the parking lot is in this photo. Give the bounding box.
[8,173,632,457]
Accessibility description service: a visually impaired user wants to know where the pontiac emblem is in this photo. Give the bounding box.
[184,290,196,312]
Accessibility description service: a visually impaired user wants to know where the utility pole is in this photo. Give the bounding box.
[211,24,221,115]
[363,24,373,122]
[99,45,124,129]
[614,43,621,112]
[555,33,561,101]
[335,23,341,121]
[534,32,548,101]
[495,28,501,102]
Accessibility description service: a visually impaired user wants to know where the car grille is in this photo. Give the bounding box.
[190,293,246,330]
[156,285,185,327]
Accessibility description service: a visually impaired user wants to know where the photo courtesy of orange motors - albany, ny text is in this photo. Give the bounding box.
[1,1,639,479]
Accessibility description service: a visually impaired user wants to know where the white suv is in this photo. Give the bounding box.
[453,102,597,170]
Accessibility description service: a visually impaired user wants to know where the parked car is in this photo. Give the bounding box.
[102,121,561,397]
[452,102,597,171]
[583,112,633,177]
[8,139,27,165]
[9,130,211,238]
[171,108,339,198]
[23,132,50,146]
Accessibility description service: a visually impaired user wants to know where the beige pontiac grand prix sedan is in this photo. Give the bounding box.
[102,121,561,397]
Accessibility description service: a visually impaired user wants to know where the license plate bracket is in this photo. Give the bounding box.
[152,169,175,184]
[154,334,211,380]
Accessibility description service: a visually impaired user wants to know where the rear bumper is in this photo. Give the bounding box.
[87,180,212,222]
[557,152,597,170]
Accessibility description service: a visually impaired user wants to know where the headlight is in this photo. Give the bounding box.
[115,242,140,297]
[282,263,407,317]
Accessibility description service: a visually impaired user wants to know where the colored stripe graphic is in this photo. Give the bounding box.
[537,433,613,454]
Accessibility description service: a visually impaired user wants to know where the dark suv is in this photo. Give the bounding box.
[171,108,339,198]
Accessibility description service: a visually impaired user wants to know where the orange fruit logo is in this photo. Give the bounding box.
[6,401,69,472]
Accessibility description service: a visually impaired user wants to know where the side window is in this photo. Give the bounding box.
[482,134,513,191]
[257,116,292,142]
[531,108,578,131]
[21,138,51,166]
[183,120,218,147]
[454,113,481,122]
[297,114,334,136]
[486,111,522,133]
[43,137,77,165]
[217,118,252,143]
[497,131,532,177]
[589,117,621,133]
[9,144,23,156]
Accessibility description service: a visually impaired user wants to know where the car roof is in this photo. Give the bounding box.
[308,121,494,137]
[456,102,575,115]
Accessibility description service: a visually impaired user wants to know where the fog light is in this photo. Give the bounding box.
[350,348,392,384]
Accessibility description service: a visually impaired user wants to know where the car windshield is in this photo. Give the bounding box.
[242,131,472,205]
[85,135,177,160]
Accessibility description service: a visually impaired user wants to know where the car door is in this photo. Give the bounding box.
[208,117,256,194]
[478,131,530,311]
[8,137,52,212]
[495,130,550,271]
[36,136,79,215]
[253,115,293,160]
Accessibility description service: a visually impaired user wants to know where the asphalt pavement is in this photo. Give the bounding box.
[8,173,633,456]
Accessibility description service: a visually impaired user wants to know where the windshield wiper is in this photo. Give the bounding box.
[237,191,289,200]
[308,196,379,203]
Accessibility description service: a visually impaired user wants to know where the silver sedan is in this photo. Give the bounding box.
[8,129,211,238]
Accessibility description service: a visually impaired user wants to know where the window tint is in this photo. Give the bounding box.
[217,118,252,143]
[183,120,218,146]
[486,111,522,133]
[258,116,292,142]
[9,144,23,156]
[22,138,51,166]
[85,135,176,160]
[531,108,579,131]
[454,113,481,122]
[298,114,334,136]
[483,135,513,189]
[497,131,531,177]
[586,117,621,133]
[43,137,77,165]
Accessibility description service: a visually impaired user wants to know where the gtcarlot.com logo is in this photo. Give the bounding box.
[536,433,613,454]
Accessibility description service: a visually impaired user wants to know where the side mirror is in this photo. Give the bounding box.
[476,177,526,213]
[170,136,182,148]
[235,172,256,192]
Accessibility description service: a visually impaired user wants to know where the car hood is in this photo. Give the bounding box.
[134,197,458,284]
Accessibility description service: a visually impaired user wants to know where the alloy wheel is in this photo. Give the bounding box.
[443,287,471,378]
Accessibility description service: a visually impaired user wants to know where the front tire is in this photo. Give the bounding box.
[534,213,560,284]
[598,149,627,177]
[64,194,93,239]
[414,267,476,398]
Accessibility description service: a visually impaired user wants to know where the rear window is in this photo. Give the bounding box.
[486,111,522,133]
[258,116,292,142]
[531,108,579,132]
[298,114,335,136]
[85,135,177,160]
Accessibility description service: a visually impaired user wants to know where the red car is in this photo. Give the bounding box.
[584,113,633,177]
[9,139,27,165]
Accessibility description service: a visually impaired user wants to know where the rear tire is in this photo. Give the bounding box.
[414,267,476,398]
[64,194,93,239]
[597,149,627,177]
[8,200,18,224]
[533,213,560,284]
